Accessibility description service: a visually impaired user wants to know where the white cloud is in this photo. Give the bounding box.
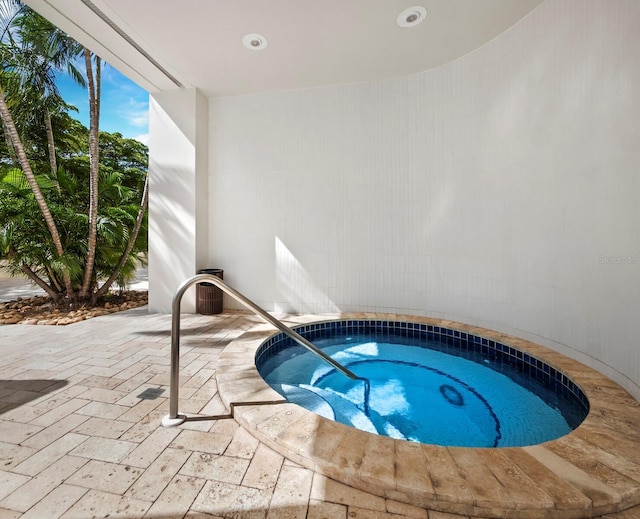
[123,109,149,127]
[133,133,149,145]
[118,98,149,128]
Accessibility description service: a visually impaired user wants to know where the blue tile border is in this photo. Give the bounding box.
[255,319,590,413]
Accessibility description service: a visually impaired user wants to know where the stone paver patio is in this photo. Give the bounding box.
[0,308,639,518]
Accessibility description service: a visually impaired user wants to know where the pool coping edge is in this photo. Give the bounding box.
[215,312,640,519]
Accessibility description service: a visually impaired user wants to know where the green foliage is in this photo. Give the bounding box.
[0,1,148,299]
[0,130,148,293]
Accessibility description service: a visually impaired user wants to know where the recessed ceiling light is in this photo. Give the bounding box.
[242,33,268,50]
[397,6,427,28]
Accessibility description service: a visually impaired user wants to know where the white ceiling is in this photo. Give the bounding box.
[25,0,543,97]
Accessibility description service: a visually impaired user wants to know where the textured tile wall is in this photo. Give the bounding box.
[209,0,640,397]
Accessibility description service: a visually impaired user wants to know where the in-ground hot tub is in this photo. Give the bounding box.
[255,319,589,448]
[215,313,640,519]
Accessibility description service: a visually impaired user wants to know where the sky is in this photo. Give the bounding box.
[55,63,149,145]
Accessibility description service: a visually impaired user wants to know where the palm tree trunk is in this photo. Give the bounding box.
[95,172,148,301]
[0,92,60,251]
[80,48,99,298]
[95,57,101,126]
[6,245,57,298]
[20,263,57,298]
[44,111,57,175]
[0,87,72,298]
[46,265,63,293]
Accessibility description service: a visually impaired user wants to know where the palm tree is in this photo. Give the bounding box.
[0,0,85,300]
[80,48,100,298]
[1,1,149,305]
[1,130,149,300]
[0,2,72,295]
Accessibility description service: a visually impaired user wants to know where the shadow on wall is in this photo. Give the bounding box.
[275,236,340,314]
[149,166,198,313]
[0,379,68,416]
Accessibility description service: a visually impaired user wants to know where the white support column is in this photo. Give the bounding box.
[148,88,209,313]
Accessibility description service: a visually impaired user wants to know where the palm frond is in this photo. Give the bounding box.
[0,0,23,43]
[1,167,28,189]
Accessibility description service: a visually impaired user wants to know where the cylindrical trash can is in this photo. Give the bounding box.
[196,269,224,315]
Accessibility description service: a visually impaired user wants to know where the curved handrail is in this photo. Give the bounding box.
[162,273,358,427]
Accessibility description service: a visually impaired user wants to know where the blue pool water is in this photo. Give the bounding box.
[256,322,588,448]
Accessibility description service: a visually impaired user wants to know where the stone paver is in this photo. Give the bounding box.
[1,456,88,513]
[0,308,637,519]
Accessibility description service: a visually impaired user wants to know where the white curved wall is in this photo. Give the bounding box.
[208,0,640,398]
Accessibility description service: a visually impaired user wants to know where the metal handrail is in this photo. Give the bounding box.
[162,273,358,427]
